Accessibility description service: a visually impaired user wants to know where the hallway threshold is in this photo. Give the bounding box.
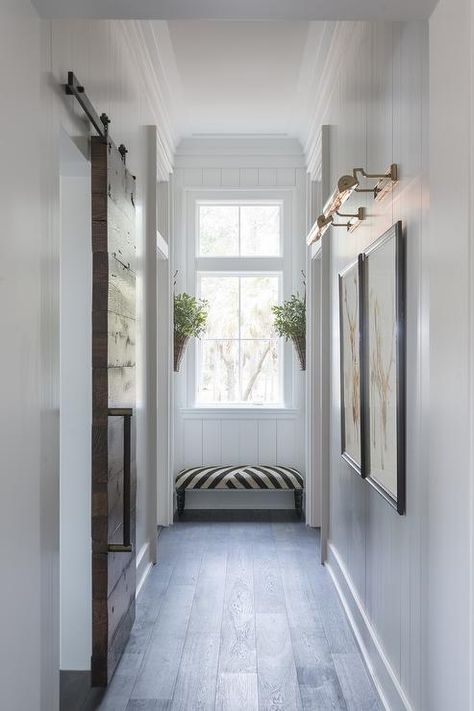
[81,511,381,710]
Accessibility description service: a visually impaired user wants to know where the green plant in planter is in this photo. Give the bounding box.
[272,293,306,370]
[174,292,208,372]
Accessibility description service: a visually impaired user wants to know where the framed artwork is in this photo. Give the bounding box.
[339,259,363,475]
[359,221,405,514]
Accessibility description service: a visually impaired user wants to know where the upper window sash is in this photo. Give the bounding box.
[196,200,283,259]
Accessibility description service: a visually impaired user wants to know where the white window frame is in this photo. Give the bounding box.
[185,189,294,411]
[196,270,284,406]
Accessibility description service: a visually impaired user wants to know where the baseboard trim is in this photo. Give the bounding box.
[60,670,91,711]
[136,540,153,597]
[326,543,413,711]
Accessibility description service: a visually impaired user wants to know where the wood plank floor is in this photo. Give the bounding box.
[82,511,382,711]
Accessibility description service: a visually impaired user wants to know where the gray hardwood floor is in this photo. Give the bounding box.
[82,511,382,711]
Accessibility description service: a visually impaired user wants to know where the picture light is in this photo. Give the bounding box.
[306,163,398,245]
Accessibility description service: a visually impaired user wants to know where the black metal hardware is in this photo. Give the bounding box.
[100,113,111,135]
[65,71,107,138]
[107,407,133,553]
[118,144,128,163]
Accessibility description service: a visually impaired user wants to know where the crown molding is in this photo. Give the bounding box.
[174,135,306,168]
[302,21,362,180]
[119,20,182,179]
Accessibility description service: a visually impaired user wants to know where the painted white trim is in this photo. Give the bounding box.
[304,23,361,179]
[119,21,177,178]
[175,136,306,169]
[184,188,295,410]
[326,543,413,711]
[136,541,154,597]
[180,407,299,419]
[156,230,169,259]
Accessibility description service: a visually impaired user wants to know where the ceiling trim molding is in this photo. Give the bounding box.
[119,20,180,179]
[303,21,362,180]
[174,135,306,169]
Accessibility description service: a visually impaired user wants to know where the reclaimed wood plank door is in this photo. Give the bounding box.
[91,136,137,686]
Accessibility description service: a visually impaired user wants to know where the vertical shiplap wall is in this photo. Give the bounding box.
[172,141,307,508]
[315,22,428,710]
[427,1,473,709]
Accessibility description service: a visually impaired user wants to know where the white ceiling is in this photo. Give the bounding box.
[161,20,330,139]
[32,0,437,21]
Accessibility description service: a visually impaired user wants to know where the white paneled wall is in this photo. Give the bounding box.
[308,21,428,711]
[176,415,302,509]
[178,416,302,469]
[172,138,307,508]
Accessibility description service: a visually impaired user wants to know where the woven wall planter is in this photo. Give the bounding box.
[174,334,190,372]
[292,335,306,371]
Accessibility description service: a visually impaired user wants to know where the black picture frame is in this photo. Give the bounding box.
[338,259,363,476]
[359,221,405,515]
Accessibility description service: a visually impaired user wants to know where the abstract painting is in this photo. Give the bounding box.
[339,259,362,474]
[360,221,405,514]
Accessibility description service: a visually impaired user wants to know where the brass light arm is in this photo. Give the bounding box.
[353,164,398,181]
[336,207,366,220]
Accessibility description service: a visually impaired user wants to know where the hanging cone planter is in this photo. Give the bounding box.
[292,334,306,371]
[174,334,190,373]
[272,290,306,373]
[173,290,209,373]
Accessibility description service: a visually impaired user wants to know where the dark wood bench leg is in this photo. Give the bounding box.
[177,490,185,516]
[294,490,303,518]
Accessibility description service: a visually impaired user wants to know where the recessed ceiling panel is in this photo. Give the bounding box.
[166,20,311,136]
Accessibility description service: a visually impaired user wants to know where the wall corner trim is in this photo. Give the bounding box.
[326,543,414,711]
[136,540,154,597]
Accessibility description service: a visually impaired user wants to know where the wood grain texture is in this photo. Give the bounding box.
[255,612,302,711]
[84,514,382,710]
[91,136,137,686]
[169,633,220,711]
[253,547,286,615]
[187,551,227,635]
[219,548,256,673]
[216,673,259,711]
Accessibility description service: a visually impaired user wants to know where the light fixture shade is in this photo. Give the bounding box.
[307,213,333,245]
[323,174,358,217]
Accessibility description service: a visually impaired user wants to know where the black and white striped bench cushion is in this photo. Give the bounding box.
[175,465,303,491]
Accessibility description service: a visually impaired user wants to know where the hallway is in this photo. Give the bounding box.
[82,513,380,711]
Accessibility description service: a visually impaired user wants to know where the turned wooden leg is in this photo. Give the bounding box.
[294,490,303,518]
[177,490,185,516]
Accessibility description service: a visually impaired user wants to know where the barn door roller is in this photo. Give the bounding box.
[64,71,128,161]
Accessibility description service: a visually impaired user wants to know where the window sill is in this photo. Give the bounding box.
[180,406,300,420]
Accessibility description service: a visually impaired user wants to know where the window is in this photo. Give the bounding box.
[194,200,285,406]
[197,274,281,404]
[198,203,281,257]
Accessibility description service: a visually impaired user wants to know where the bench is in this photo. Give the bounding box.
[175,465,304,516]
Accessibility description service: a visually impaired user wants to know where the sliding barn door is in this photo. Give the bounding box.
[91,136,137,686]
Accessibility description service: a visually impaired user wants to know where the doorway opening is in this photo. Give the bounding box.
[59,130,92,708]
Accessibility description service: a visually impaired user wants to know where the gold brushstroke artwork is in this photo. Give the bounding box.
[340,262,361,467]
[369,295,395,470]
[367,238,398,498]
[344,276,360,443]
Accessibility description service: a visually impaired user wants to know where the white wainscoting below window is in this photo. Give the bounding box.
[175,411,304,509]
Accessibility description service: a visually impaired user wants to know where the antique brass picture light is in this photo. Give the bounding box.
[306,163,397,245]
[352,163,398,201]
[307,207,366,245]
